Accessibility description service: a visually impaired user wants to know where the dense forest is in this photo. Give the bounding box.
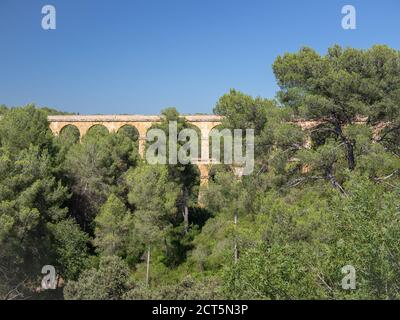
[1,45,399,300]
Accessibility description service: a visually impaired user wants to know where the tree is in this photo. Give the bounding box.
[222,176,400,300]
[0,105,53,154]
[63,131,138,231]
[63,256,129,300]
[48,218,90,281]
[214,89,268,134]
[123,276,221,300]
[94,194,134,257]
[1,45,399,301]
[0,104,8,115]
[126,164,179,286]
[0,146,70,299]
[325,176,400,299]
[146,108,204,270]
[0,106,71,299]
[213,89,305,181]
[190,170,263,271]
[273,45,400,172]
[223,243,328,299]
[150,108,201,233]
[0,106,94,299]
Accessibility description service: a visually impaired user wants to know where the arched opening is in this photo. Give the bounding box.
[144,122,166,160]
[209,124,232,165]
[183,123,201,163]
[84,124,109,141]
[117,124,141,156]
[58,124,80,144]
[145,121,203,164]
[117,125,139,142]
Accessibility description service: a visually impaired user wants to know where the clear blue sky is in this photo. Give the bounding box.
[0,0,399,114]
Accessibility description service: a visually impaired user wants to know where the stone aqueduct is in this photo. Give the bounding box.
[48,115,224,187]
[47,115,377,187]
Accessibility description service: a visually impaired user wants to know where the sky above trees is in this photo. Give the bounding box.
[1,0,399,114]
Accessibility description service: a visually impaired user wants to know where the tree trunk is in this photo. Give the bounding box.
[331,114,356,171]
[344,139,356,171]
[325,164,347,195]
[182,187,189,234]
[183,206,189,234]
[234,209,238,264]
[146,244,151,287]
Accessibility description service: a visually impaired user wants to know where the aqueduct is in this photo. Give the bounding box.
[48,114,223,187]
[47,115,382,188]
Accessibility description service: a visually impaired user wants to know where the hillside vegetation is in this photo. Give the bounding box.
[0,45,399,300]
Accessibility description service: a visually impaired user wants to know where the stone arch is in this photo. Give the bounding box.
[58,124,81,143]
[142,121,168,162]
[209,124,232,164]
[84,124,110,139]
[187,121,222,163]
[48,122,69,136]
[116,124,141,156]
[181,122,202,163]
[129,122,156,158]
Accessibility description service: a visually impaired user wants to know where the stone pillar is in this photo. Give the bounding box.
[200,128,210,162]
[197,162,210,206]
[198,163,210,187]
[48,122,61,136]
[136,123,153,159]
[192,122,220,205]
[78,124,90,142]
[138,137,146,158]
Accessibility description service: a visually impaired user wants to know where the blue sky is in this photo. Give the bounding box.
[0,0,399,114]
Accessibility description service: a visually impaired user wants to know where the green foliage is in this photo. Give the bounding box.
[63,131,138,231]
[0,146,69,250]
[118,125,139,142]
[0,107,71,299]
[273,45,400,171]
[63,256,129,300]
[2,45,400,300]
[0,105,53,154]
[151,107,201,194]
[223,243,328,299]
[0,104,8,115]
[48,219,90,281]
[214,89,268,134]
[222,177,400,299]
[94,194,134,257]
[326,177,400,299]
[123,276,221,300]
[126,164,179,245]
